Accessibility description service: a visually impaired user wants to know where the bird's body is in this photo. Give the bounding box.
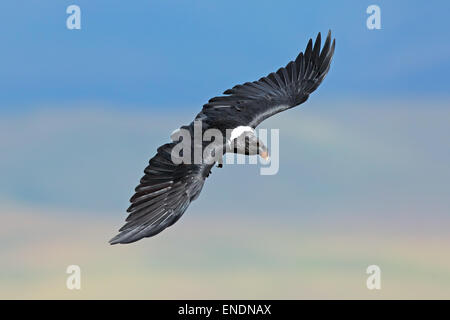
[110,31,335,244]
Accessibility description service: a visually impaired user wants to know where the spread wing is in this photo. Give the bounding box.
[198,31,335,128]
[109,141,212,244]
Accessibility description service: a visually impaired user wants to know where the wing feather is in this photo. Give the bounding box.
[110,140,212,244]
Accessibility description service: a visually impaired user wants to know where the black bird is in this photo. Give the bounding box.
[110,31,335,244]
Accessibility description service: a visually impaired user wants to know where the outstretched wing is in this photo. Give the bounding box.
[111,31,335,244]
[198,31,335,128]
[110,142,212,244]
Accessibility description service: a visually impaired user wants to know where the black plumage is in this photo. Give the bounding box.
[110,31,335,244]
[197,31,335,130]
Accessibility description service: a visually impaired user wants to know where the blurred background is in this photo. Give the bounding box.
[1,0,450,299]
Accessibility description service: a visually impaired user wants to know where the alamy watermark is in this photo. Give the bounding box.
[366,265,381,290]
[66,265,81,290]
[170,121,280,175]
[66,5,81,30]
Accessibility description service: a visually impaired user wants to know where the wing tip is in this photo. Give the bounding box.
[316,31,321,44]
[109,227,144,245]
[108,230,141,245]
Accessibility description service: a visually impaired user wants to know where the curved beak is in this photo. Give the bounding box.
[260,151,270,161]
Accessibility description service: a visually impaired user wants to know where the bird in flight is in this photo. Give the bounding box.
[110,31,335,244]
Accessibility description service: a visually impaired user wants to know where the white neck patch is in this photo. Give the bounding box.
[229,126,255,141]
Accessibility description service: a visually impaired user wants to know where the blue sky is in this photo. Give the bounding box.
[0,0,449,112]
[0,0,449,213]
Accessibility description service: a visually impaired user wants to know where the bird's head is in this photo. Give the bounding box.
[229,126,269,161]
